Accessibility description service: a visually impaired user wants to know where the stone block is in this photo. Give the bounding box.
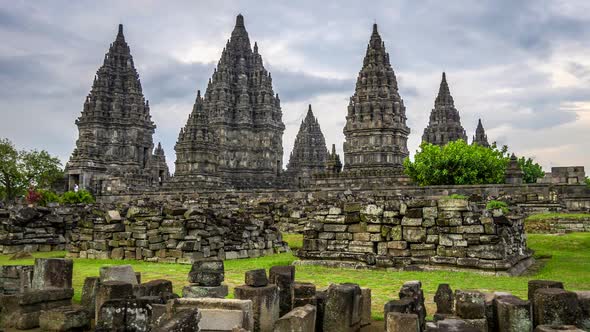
[106,210,122,223]
[188,259,224,286]
[234,284,280,332]
[274,304,316,332]
[80,276,99,315]
[323,283,362,332]
[386,312,419,332]
[32,258,73,290]
[152,308,201,332]
[245,269,268,287]
[39,305,91,332]
[402,227,426,243]
[528,280,564,301]
[496,294,532,332]
[99,265,138,285]
[399,280,426,330]
[533,288,581,327]
[361,288,371,327]
[96,299,127,330]
[95,281,133,322]
[134,279,173,297]
[270,266,295,317]
[166,298,254,331]
[575,291,590,331]
[182,284,228,298]
[455,290,486,319]
[435,283,454,315]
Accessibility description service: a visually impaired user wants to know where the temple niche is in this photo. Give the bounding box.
[285,105,328,187]
[422,73,468,146]
[65,24,166,194]
[342,24,410,175]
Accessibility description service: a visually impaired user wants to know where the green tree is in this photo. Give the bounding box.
[403,140,508,185]
[0,138,22,201]
[517,156,545,183]
[0,138,63,202]
[585,176,590,188]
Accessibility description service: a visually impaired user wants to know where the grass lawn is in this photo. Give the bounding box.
[1,232,589,320]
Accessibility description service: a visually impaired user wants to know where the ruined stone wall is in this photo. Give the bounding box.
[295,198,533,275]
[525,217,590,234]
[0,206,73,254]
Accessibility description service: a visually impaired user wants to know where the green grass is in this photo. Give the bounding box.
[526,212,590,221]
[2,233,590,320]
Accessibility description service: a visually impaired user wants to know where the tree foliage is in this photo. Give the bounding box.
[403,140,508,185]
[0,138,63,202]
[517,156,545,184]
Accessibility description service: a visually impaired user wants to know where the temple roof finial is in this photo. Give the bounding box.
[372,23,378,35]
[236,14,245,28]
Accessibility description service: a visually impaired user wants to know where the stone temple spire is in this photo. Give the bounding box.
[174,90,221,184]
[472,118,490,147]
[66,24,158,193]
[286,105,328,185]
[343,23,410,172]
[325,144,343,175]
[175,14,285,188]
[422,72,467,146]
[152,142,170,185]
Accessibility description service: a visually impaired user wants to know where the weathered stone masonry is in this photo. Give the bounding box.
[295,198,533,275]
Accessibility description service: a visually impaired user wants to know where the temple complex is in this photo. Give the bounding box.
[342,24,410,174]
[422,73,468,146]
[472,118,490,147]
[65,24,164,194]
[174,14,285,189]
[285,105,328,187]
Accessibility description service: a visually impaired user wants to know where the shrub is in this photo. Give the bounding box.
[38,190,60,206]
[25,188,42,204]
[404,140,508,185]
[60,190,95,204]
[486,200,509,214]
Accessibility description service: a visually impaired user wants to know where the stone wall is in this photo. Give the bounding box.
[295,198,533,275]
[0,206,73,254]
[65,200,289,262]
[525,217,590,234]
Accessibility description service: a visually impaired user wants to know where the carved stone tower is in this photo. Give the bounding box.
[152,142,170,186]
[66,24,158,193]
[325,144,343,175]
[175,14,285,188]
[422,73,467,146]
[286,105,328,185]
[472,118,490,147]
[173,90,222,187]
[343,24,410,173]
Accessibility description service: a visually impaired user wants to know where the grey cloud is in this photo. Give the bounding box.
[270,69,353,102]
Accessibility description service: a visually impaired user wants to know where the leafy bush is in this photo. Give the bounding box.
[39,190,60,206]
[586,177,590,188]
[404,140,508,185]
[486,200,509,214]
[60,190,95,204]
[517,156,545,184]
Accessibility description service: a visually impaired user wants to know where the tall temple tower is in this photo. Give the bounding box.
[174,90,223,187]
[175,14,285,188]
[66,24,161,193]
[343,24,410,173]
[286,105,328,186]
[422,73,467,146]
[472,118,490,147]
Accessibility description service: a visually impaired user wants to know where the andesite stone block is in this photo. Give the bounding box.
[323,283,362,332]
[274,304,316,332]
[245,269,268,287]
[386,312,419,332]
[152,308,201,332]
[455,290,486,319]
[94,281,133,322]
[528,280,564,302]
[495,294,532,332]
[32,258,73,290]
[99,265,138,285]
[234,284,280,332]
[533,288,581,327]
[182,284,228,299]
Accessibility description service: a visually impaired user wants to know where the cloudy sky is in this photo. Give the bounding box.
[2,0,590,173]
